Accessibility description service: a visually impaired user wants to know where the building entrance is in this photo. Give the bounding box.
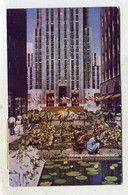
[71,93,79,106]
[46,93,54,107]
[59,86,67,106]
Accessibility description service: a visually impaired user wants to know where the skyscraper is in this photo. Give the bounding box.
[30,8,90,107]
[84,27,92,91]
[100,7,120,113]
[92,53,101,91]
[7,9,27,116]
[27,43,33,91]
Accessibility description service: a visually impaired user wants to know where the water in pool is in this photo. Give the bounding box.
[38,160,122,186]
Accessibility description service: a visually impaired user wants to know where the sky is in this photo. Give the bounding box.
[27,8,101,54]
[27,9,35,43]
[89,7,101,54]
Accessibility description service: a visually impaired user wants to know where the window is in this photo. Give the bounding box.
[72,81,74,90]
[35,28,37,36]
[37,20,39,27]
[76,23,79,31]
[76,53,79,59]
[46,24,49,31]
[39,56,42,62]
[51,24,54,32]
[46,81,49,90]
[92,66,95,76]
[58,61,61,80]
[39,37,41,43]
[71,53,74,59]
[39,28,41,36]
[76,67,79,80]
[51,9,54,23]
[76,60,79,66]
[76,40,79,45]
[76,81,79,90]
[76,15,79,21]
[93,79,95,89]
[76,32,79,39]
[76,8,79,14]
[70,8,74,18]
[37,9,39,20]
[70,21,74,31]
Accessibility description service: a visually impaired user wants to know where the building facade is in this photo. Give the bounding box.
[27,43,33,91]
[31,8,90,107]
[84,52,101,110]
[85,27,92,91]
[92,53,101,92]
[7,9,27,117]
[100,7,120,113]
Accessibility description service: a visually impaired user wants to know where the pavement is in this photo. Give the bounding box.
[9,133,21,144]
[40,148,121,161]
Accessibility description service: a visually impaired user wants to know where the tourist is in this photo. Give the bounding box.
[87,133,100,154]
[14,116,22,135]
[8,116,16,136]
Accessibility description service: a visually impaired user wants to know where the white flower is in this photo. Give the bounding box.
[27,146,34,151]
[23,156,31,166]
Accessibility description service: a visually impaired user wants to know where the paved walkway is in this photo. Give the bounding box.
[40,148,121,161]
[9,133,21,144]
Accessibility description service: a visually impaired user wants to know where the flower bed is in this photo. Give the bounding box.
[10,110,121,154]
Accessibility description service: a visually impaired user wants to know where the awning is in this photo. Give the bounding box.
[112,93,120,98]
[104,95,113,100]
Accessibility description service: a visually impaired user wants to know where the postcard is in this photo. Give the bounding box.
[0,0,128,195]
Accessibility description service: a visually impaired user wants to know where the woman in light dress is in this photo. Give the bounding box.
[14,116,23,135]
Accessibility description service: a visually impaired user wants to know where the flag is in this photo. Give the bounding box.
[66,97,70,100]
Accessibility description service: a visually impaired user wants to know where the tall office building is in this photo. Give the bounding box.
[92,53,101,91]
[100,7,120,113]
[84,52,101,108]
[7,9,27,117]
[84,27,92,90]
[27,43,33,90]
[31,8,89,107]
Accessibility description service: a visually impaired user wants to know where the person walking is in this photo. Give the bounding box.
[14,116,22,135]
[8,116,16,136]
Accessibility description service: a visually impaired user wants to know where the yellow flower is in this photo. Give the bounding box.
[110,166,115,170]
[70,165,73,168]
[94,164,98,169]
[64,161,68,165]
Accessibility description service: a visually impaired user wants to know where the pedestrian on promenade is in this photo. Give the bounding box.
[8,116,16,136]
[14,116,22,135]
[87,132,100,154]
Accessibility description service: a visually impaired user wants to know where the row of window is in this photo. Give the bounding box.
[71,81,79,90]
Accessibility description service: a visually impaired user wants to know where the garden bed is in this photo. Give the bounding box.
[10,110,122,153]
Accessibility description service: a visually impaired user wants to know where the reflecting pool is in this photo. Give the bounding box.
[38,160,122,186]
